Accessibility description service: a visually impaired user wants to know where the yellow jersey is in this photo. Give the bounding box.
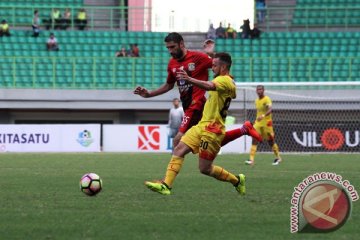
[199,75,236,134]
[52,10,60,19]
[255,95,272,127]
[78,12,86,20]
[0,23,9,31]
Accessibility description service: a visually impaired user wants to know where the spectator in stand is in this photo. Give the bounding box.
[61,8,71,30]
[240,19,251,39]
[45,8,61,30]
[250,23,261,39]
[32,10,41,37]
[76,8,87,30]
[115,47,128,57]
[256,0,267,23]
[46,33,59,51]
[225,23,237,39]
[215,22,225,39]
[0,19,11,37]
[130,44,140,57]
[206,23,216,40]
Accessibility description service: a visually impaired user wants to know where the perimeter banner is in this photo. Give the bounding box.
[0,124,101,152]
[102,124,251,153]
[274,123,360,152]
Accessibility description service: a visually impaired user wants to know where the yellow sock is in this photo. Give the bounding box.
[163,156,184,188]
[272,143,281,159]
[249,144,257,161]
[210,165,239,185]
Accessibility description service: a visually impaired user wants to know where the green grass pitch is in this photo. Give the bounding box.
[0,153,359,240]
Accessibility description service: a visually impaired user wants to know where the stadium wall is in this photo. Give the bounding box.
[1,88,359,124]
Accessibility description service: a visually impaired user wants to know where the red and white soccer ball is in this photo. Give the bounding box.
[80,173,103,196]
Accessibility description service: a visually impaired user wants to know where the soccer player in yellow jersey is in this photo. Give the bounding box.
[245,85,282,166]
[145,52,246,195]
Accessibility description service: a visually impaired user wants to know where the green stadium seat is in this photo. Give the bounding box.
[2,29,360,89]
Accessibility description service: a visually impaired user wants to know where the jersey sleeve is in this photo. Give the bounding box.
[213,76,236,98]
[197,52,213,71]
[213,77,227,92]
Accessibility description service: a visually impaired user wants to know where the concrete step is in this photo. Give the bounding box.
[83,0,121,29]
[181,32,207,50]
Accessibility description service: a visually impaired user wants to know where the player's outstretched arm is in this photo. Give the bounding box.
[133,86,151,98]
[133,82,174,98]
[203,39,215,58]
[176,69,216,91]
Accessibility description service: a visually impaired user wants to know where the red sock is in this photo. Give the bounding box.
[221,127,247,146]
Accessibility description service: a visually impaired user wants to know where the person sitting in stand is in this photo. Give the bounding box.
[206,23,216,40]
[76,8,87,30]
[130,44,140,57]
[215,22,225,39]
[225,23,237,39]
[46,32,59,51]
[250,24,261,39]
[61,8,71,30]
[0,19,11,37]
[115,46,128,57]
[45,8,61,30]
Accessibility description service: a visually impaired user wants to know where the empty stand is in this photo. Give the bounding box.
[216,32,360,82]
[293,0,360,26]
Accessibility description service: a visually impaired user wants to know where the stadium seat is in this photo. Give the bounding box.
[293,0,360,26]
[1,26,359,90]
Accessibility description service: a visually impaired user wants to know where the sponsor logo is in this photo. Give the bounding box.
[290,172,358,233]
[321,128,345,150]
[293,128,359,150]
[0,133,50,144]
[188,63,195,71]
[76,130,94,147]
[138,126,160,150]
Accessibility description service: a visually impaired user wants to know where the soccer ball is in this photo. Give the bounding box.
[80,173,103,196]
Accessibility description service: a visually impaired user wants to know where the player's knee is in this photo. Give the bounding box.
[199,164,212,175]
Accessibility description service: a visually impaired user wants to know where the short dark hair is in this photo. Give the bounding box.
[164,32,184,44]
[214,52,232,70]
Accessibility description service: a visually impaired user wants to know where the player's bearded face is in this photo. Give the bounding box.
[166,42,184,59]
[171,46,183,59]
